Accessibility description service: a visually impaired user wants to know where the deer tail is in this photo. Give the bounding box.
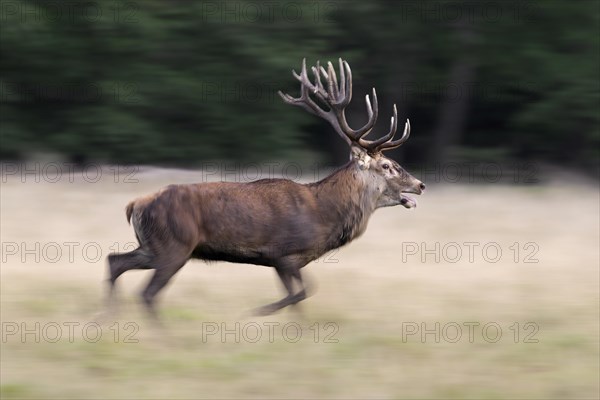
[125,201,135,225]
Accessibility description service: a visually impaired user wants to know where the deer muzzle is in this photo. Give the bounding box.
[400,180,425,208]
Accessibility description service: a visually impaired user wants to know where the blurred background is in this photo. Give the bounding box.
[1,1,599,399]
[1,0,598,171]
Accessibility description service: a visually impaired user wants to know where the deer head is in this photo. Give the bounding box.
[279,58,425,208]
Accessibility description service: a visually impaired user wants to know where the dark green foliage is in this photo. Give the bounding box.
[1,0,598,169]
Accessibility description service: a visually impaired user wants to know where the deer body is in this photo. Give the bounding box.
[126,161,375,269]
[108,58,425,317]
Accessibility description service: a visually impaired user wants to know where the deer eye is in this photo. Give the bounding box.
[382,164,390,170]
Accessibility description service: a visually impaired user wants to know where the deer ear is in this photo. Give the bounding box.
[351,147,372,170]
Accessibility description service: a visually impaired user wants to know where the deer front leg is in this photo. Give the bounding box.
[253,264,307,316]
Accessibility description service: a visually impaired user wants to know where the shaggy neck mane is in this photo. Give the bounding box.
[307,161,379,251]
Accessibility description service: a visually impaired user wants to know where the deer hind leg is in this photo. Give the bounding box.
[140,255,190,319]
[108,248,153,285]
[253,263,307,316]
[106,248,153,310]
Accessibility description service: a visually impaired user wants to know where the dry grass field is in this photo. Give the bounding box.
[1,165,598,399]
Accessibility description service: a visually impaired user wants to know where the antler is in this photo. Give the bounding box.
[278,58,410,154]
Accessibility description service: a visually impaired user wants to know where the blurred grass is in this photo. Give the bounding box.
[1,168,598,399]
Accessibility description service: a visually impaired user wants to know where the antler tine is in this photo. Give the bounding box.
[338,58,346,100]
[300,58,322,96]
[291,69,301,82]
[377,118,411,151]
[299,58,313,92]
[318,66,327,80]
[348,88,378,140]
[277,91,293,103]
[290,60,308,88]
[326,61,339,100]
[341,60,353,107]
[278,90,318,118]
[311,61,326,98]
[360,103,397,148]
[365,94,373,119]
[368,88,379,132]
[311,61,323,93]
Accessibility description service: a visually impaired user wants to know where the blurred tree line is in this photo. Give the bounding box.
[1,0,598,170]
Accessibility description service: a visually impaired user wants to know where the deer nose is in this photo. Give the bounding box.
[413,181,425,194]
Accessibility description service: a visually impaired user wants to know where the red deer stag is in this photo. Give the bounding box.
[107,58,425,317]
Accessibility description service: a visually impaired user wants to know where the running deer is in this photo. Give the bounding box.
[107,58,425,317]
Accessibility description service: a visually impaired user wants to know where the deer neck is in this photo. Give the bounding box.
[309,161,379,249]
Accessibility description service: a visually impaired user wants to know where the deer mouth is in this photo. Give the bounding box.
[400,193,418,209]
